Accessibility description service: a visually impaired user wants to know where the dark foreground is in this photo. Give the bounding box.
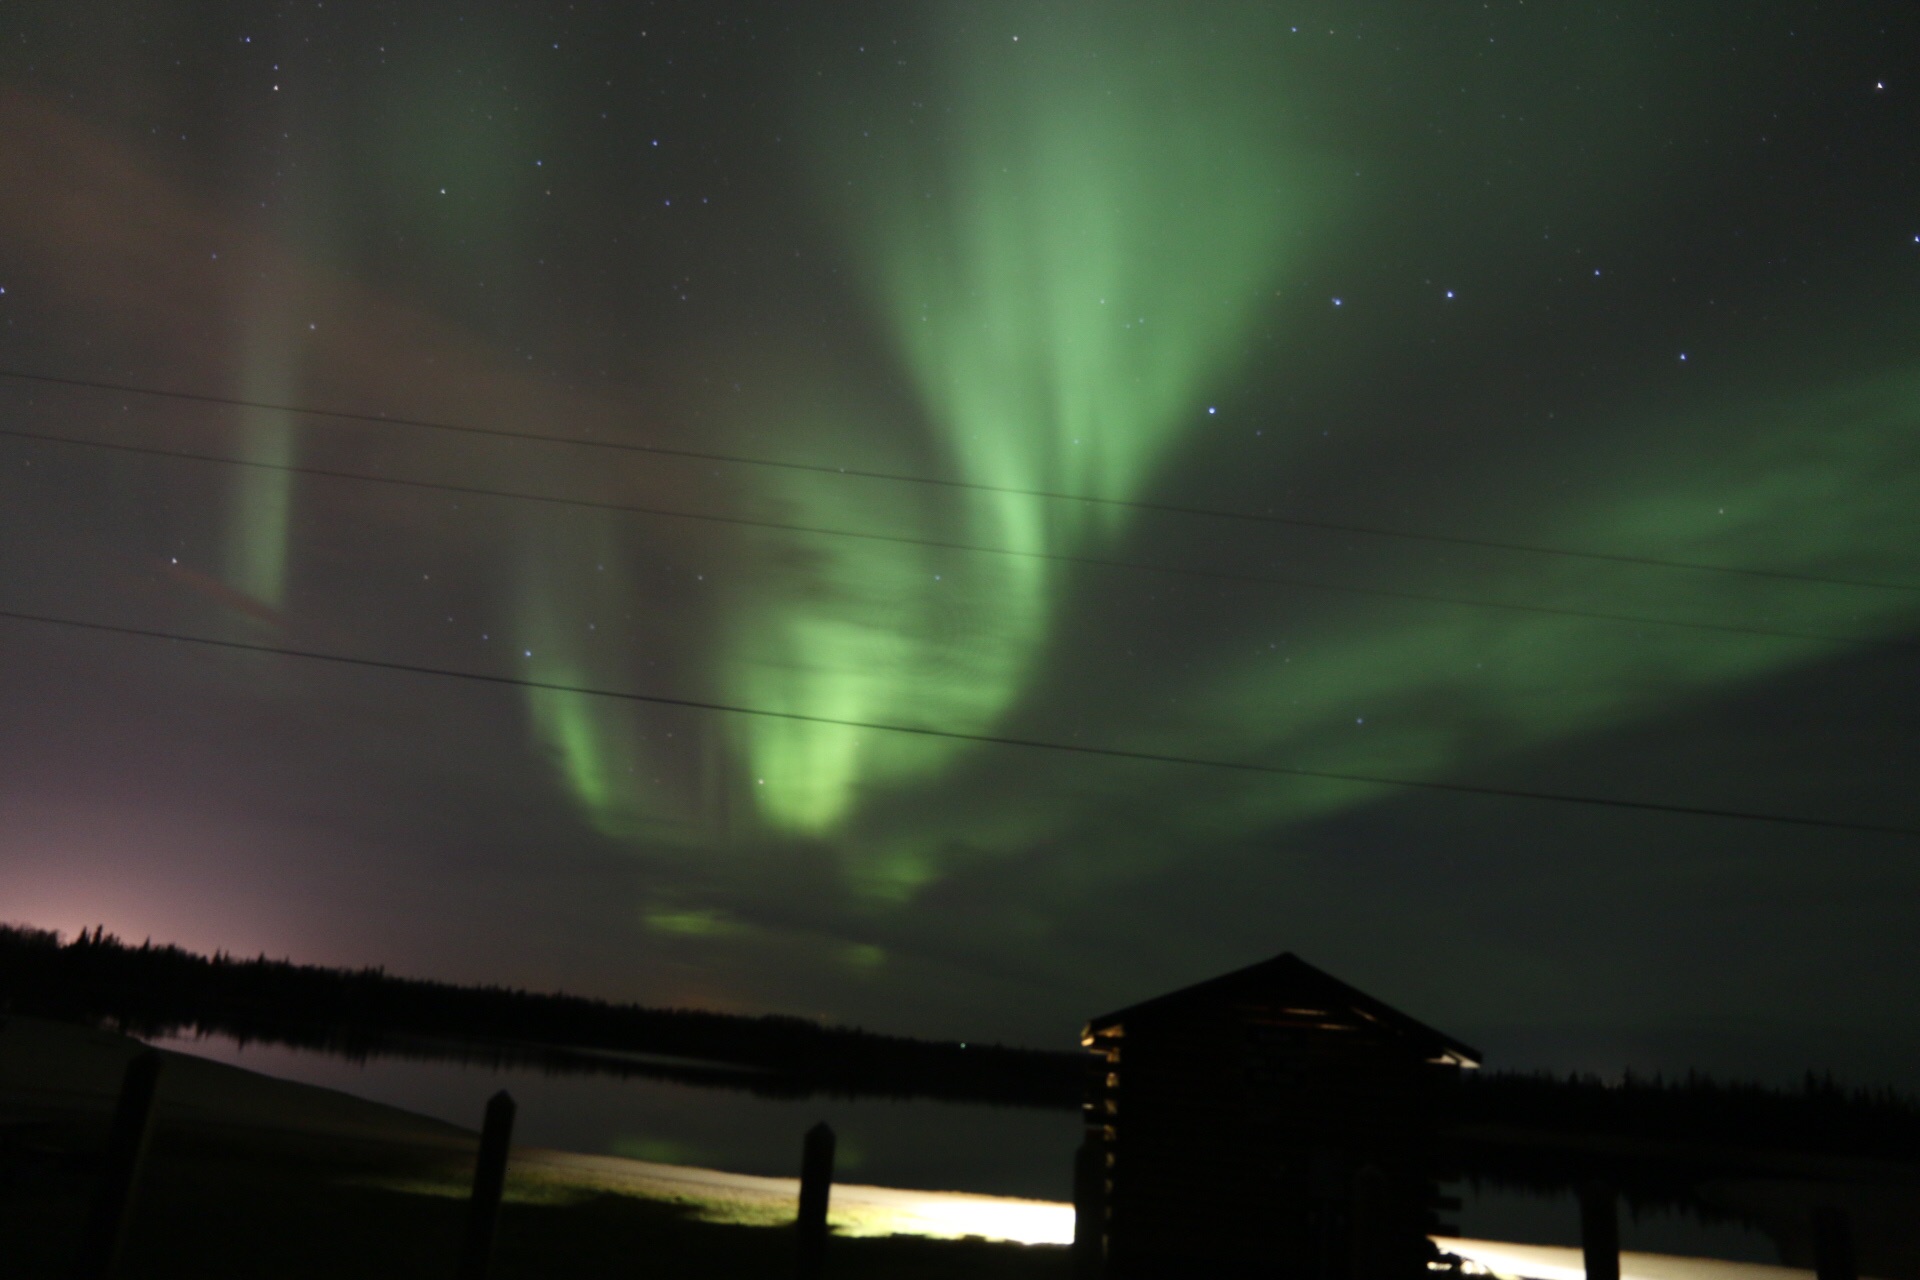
[1,1139,1071,1279]
[0,1014,1068,1279]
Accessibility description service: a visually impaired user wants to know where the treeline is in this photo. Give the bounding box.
[6,923,1917,1170]
[0,923,1085,1108]
[1451,1066,1920,1167]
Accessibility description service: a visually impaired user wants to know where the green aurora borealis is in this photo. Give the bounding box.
[729,6,1322,848]
[503,4,1920,907]
[1,0,1918,1070]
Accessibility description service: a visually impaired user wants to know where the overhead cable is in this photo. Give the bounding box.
[2,606,1914,840]
[4,368,1913,594]
[5,425,1907,652]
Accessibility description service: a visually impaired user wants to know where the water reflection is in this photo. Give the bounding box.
[164,1023,817,1096]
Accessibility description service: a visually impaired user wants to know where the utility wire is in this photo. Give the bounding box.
[4,368,1914,595]
[1,606,1914,840]
[6,424,1908,653]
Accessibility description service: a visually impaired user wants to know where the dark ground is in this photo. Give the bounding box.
[0,1127,1071,1279]
[0,1013,1069,1278]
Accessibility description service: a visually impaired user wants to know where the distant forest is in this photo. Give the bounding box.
[0,923,1083,1108]
[4,922,1917,1170]
[1453,1066,1920,1164]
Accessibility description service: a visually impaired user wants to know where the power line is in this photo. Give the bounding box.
[7,424,1908,653]
[2,605,1913,840]
[5,367,1914,595]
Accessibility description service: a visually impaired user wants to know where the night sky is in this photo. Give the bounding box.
[2,3,1918,1085]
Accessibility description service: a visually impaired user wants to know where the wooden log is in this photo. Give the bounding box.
[455,1090,516,1280]
[796,1122,835,1280]
[74,1048,163,1280]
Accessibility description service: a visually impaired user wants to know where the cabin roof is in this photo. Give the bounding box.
[1082,951,1482,1067]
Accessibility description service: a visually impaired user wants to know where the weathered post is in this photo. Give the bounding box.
[1072,1132,1106,1280]
[74,1049,164,1280]
[1579,1180,1620,1280]
[455,1090,516,1280]
[796,1121,835,1280]
[1813,1206,1856,1280]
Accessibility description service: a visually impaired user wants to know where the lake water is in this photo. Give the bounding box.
[146,1030,1788,1264]
[148,1029,1086,1201]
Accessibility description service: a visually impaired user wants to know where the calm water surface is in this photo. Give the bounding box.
[147,1031,1787,1263]
[149,1030,1084,1201]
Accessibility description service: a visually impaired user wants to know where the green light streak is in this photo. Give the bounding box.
[515,540,683,842]
[1260,364,1920,771]
[890,367,1920,873]
[642,907,742,939]
[225,308,296,610]
[720,462,1043,870]
[385,20,631,842]
[226,412,293,608]
[511,8,1912,921]
[727,5,1326,849]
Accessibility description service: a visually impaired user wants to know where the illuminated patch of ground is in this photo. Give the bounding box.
[356,1147,1075,1245]
[1438,1237,1848,1280]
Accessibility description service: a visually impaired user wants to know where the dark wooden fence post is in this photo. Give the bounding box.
[796,1122,835,1280]
[74,1049,164,1280]
[1813,1206,1856,1280]
[455,1090,516,1280]
[1071,1133,1106,1280]
[1579,1180,1620,1280]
